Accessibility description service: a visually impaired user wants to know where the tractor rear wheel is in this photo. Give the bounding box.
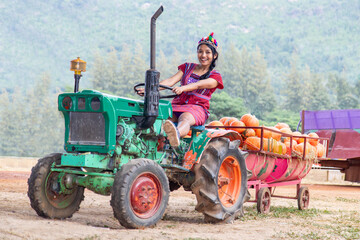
[191,137,248,223]
[27,153,85,219]
[111,158,170,229]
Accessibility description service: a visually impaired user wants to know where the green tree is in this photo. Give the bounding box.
[208,91,247,122]
[283,52,304,113]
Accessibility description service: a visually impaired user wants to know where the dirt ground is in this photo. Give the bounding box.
[0,170,359,240]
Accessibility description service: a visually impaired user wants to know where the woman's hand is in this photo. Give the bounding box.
[135,88,145,96]
[172,86,185,95]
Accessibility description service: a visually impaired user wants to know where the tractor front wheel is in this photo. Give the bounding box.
[27,153,85,219]
[191,137,248,223]
[111,158,170,229]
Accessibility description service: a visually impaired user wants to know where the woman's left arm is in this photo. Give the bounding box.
[172,78,219,95]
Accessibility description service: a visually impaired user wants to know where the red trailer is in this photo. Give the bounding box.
[299,109,360,183]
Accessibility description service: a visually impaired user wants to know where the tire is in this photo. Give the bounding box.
[191,138,248,223]
[297,186,310,210]
[27,153,85,219]
[110,158,170,229]
[257,187,271,214]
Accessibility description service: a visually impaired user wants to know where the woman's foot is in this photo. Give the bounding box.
[163,120,180,147]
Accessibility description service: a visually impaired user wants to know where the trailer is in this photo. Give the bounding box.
[299,109,360,183]
[206,125,329,213]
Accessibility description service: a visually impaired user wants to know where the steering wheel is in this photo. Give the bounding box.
[133,83,177,99]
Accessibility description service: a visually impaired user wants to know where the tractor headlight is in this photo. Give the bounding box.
[62,97,73,110]
[91,97,101,111]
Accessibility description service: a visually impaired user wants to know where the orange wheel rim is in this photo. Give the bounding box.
[130,173,162,219]
[217,156,241,208]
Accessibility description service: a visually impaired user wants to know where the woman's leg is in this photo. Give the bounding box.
[177,112,196,138]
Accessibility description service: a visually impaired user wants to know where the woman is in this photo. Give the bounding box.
[139,32,223,147]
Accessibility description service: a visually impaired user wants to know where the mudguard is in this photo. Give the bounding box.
[182,129,243,170]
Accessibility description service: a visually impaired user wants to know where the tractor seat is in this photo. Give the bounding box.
[191,125,205,131]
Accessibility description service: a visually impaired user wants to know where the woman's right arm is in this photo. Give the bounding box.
[159,70,184,88]
[136,70,183,96]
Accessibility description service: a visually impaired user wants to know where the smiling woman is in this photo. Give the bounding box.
[137,32,223,147]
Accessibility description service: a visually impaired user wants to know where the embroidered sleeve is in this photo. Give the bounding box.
[209,71,224,89]
[178,63,187,73]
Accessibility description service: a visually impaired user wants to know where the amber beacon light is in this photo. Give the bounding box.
[70,57,86,93]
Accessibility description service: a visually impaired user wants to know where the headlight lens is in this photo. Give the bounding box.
[62,97,73,110]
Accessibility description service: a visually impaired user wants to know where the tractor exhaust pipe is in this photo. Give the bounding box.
[138,6,163,130]
[150,6,163,69]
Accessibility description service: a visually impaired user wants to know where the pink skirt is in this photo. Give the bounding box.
[172,104,208,126]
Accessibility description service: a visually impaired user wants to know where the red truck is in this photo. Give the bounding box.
[300,109,360,183]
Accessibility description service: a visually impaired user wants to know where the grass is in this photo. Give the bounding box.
[240,205,329,221]
[336,197,360,203]
[240,205,360,240]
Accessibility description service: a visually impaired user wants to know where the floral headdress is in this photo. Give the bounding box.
[198,32,218,49]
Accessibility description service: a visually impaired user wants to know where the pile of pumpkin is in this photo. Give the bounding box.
[207,114,325,159]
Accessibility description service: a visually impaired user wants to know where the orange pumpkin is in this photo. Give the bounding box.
[292,131,302,143]
[207,121,224,128]
[269,127,282,141]
[244,136,261,150]
[219,117,230,125]
[275,122,290,130]
[297,134,309,144]
[230,120,246,133]
[308,132,319,146]
[280,127,293,141]
[223,117,238,129]
[285,140,297,155]
[256,126,272,138]
[280,127,292,135]
[240,114,259,127]
[243,128,256,138]
[294,142,311,156]
[316,143,325,158]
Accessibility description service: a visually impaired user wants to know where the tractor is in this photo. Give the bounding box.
[27,6,248,229]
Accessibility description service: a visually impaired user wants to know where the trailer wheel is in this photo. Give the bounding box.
[27,153,84,219]
[191,138,248,223]
[297,186,310,210]
[111,158,170,229]
[257,187,271,214]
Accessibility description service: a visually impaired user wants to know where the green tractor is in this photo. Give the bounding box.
[27,6,248,229]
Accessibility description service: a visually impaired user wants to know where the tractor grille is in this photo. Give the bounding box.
[69,112,105,145]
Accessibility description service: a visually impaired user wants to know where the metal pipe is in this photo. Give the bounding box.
[150,6,163,69]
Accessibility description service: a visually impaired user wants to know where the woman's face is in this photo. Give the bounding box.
[197,44,216,67]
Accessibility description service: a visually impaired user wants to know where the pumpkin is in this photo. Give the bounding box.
[219,117,230,125]
[269,126,282,141]
[256,126,272,138]
[275,122,290,130]
[285,139,297,155]
[292,131,302,143]
[297,134,309,144]
[240,114,259,127]
[243,128,256,138]
[223,117,238,129]
[230,120,246,133]
[207,121,224,128]
[294,142,311,156]
[280,127,292,135]
[308,132,319,146]
[280,127,293,141]
[316,143,325,158]
[244,136,261,151]
[280,142,287,155]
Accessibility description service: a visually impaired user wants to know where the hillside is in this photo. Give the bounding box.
[1,0,360,90]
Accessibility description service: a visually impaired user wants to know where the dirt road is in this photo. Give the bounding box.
[0,171,359,240]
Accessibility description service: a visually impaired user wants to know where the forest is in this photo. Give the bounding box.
[1,0,360,157]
